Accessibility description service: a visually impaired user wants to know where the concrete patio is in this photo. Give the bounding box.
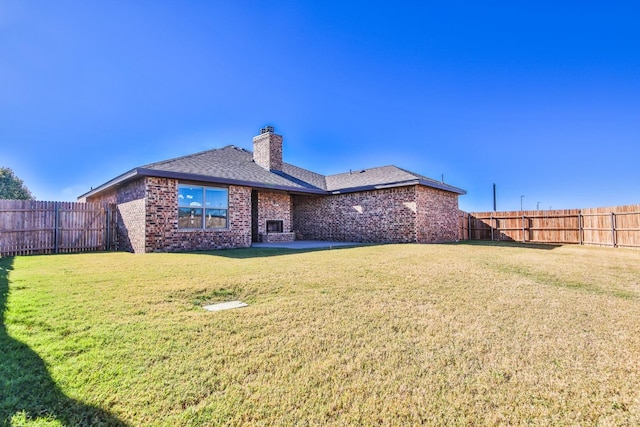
[251,240,363,249]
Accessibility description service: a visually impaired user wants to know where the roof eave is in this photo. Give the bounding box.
[328,180,420,194]
[328,179,466,195]
[79,168,465,200]
[417,179,467,195]
[79,168,328,199]
[77,168,141,200]
[138,169,327,194]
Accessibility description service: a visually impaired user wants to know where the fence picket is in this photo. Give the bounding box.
[0,200,117,257]
[461,204,640,249]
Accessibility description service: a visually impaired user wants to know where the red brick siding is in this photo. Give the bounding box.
[144,178,251,252]
[85,189,116,205]
[88,177,251,253]
[415,186,460,243]
[252,132,283,171]
[257,191,292,234]
[144,177,177,252]
[87,176,459,251]
[293,186,419,243]
[87,179,146,253]
[261,232,296,242]
[293,185,460,244]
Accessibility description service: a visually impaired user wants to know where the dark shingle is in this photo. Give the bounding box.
[324,165,465,194]
[143,146,318,190]
[325,166,418,191]
[281,163,327,190]
[81,143,465,199]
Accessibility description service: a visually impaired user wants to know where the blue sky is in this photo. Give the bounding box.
[2,1,639,212]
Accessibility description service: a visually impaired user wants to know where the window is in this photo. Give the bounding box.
[178,184,228,229]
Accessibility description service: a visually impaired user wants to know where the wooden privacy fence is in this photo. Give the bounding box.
[460,204,640,249]
[0,200,117,256]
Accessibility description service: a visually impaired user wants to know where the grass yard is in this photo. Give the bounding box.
[1,242,639,426]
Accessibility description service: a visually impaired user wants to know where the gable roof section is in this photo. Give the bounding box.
[80,146,327,199]
[143,146,326,191]
[280,163,328,190]
[79,145,465,200]
[324,165,463,194]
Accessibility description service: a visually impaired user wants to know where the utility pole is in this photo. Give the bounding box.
[520,195,524,211]
[493,183,497,211]
[537,201,540,210]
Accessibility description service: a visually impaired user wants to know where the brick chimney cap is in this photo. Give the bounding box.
[260,125,275,134]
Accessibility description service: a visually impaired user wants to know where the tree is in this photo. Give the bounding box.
[0,167,34,200]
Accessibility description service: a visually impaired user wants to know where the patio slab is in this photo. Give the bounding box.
[251,240,362,249]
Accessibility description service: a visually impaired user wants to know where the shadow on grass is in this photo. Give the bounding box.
[187,245,366,259]
[452,240,563,250]
[0,257,128,426]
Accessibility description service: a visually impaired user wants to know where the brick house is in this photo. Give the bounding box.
[79,127,465,253]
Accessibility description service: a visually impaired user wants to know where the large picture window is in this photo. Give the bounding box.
[178,184,228,229]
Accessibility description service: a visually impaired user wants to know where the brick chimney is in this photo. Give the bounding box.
[252,126,283,171]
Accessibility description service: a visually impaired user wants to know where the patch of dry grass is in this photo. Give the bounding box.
[3,243,640,425]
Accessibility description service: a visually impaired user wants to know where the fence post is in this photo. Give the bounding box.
[578,211,583,245]
[113,207,118,250]
[468,214,472,241]
[611,212,616,248]
[522,213,526,243]
[490,213,494,241]
[54,202,60,254]
[104,205,110,251]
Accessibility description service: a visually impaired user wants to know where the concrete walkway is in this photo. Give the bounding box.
[251,240,362,249]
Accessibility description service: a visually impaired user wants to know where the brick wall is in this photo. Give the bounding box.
[144,178,251,252]
[293,185,460,244]
[415,186,460,243]
[257,191,292,233]
[87,176,459,252]
[293,186,419,243]
[252,132,283,171]
[87,178,146,253]
[89,177,252,253]
[144,177,177,252]
[256,190,294,242]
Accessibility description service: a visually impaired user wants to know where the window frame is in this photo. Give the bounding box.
[177,183,229,230]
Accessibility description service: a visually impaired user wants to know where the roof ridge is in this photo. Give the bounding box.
[272,170,325,190]
[392,166,465,193]
[393,165,438,182]
[283,161,326,177]
[327,164,399,178]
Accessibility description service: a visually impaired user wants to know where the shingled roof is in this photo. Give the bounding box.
[79,144,465,199]
[143,146,324,191]
[324,165,464,194]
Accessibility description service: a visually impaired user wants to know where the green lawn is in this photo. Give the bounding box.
[1,243,639,426]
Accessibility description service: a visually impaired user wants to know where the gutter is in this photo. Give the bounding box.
[79,169,466,201]
[78,167,328,200]
[417,179,467,195]
[77,168,140,200]
[329,179,466,195]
